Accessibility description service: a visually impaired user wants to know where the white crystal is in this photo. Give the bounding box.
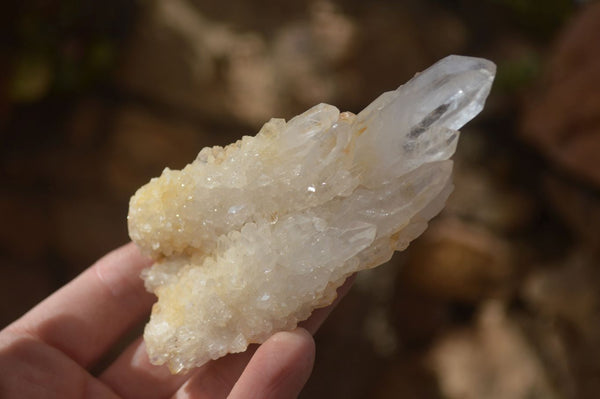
[128,55,495,373]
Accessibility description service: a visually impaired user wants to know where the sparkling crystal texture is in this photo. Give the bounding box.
[128,55,496,373]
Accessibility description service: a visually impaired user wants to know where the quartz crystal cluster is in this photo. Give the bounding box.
[128,55,496,373]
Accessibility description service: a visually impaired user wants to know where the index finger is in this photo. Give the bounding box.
[7,242,154,368]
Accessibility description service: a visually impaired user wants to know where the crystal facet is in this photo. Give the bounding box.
[128,55,496,373]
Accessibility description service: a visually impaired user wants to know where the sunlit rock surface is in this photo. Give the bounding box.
[128,55,495,373]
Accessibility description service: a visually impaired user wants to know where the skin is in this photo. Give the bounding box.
[0,243,354,399]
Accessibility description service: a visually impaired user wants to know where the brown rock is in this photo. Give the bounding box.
[522,251,600,398]
[402,218,513,303]
[523,251,600,346]
[118,0,279,126]
[544,174,600,251]
[521,3,600,187]
[371,356,442,399]
[428,301,557,399]
[447,135,537,233]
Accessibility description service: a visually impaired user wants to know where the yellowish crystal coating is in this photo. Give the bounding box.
[128,55,495,373]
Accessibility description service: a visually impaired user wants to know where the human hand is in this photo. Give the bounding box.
[0,243,353,398]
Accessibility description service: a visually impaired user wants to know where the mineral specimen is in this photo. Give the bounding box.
[128,55,496,373]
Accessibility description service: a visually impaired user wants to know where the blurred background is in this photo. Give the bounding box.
[1,0,600,397]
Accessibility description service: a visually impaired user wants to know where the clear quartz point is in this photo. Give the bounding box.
[128,55,496,373]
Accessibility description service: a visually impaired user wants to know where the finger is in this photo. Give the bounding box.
[300,274,355,334]
[228,328,315,399]
[172,349,257,399]
[102,335,258,399]
[100,337,192,399]
[9,242,155,367]
[0,330,122,399]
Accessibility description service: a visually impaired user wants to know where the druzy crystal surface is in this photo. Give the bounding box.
[128,55,495,373]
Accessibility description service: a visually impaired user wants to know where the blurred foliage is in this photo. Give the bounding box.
[0,0,583,105]
[2,0,136,103]
[489,0,576,38]
[8,54,53,103]
[495,54,541,93]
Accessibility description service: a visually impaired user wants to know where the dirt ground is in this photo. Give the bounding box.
[2,1,600,398]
